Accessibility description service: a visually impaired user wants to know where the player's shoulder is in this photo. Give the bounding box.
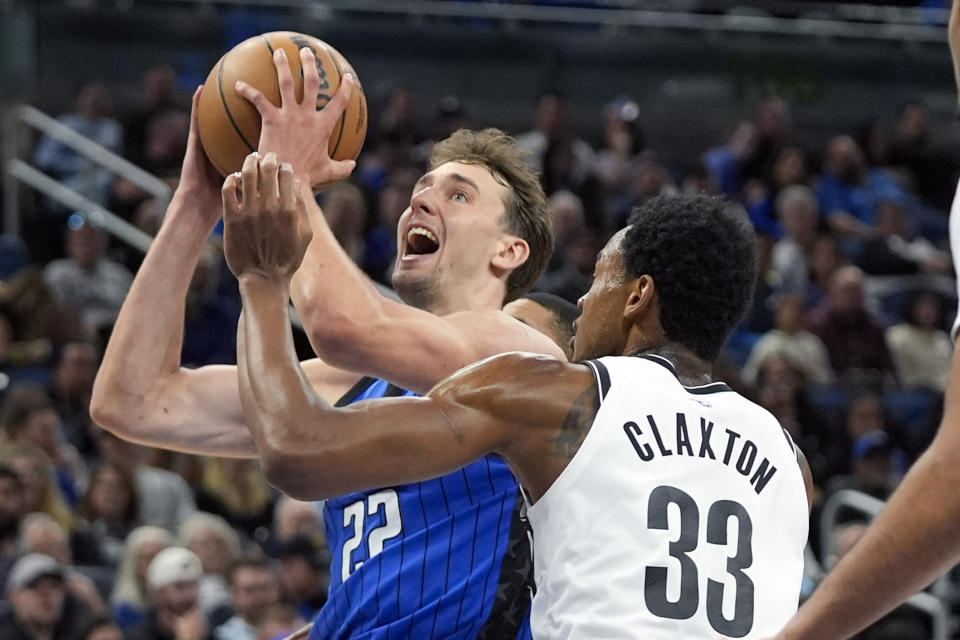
[444,308,566,360]
[430,351,591,408]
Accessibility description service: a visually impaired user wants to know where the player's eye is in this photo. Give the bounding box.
[452,190,469,202]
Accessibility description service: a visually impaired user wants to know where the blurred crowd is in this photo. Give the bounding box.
[1,63,959,639]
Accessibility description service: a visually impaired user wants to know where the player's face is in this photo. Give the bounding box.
[504,298,567,356]
[572,231,632,362]
[392,161,514,309]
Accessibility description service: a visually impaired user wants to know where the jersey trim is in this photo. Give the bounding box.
[335,376,378,407]
[584,360,611,401]
[639,354,733,394]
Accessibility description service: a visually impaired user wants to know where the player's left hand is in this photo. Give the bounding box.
[222,151,313,283]
[235,46,357,190]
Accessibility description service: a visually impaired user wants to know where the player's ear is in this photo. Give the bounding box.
[623,274,656,323]
[491,236,530,273]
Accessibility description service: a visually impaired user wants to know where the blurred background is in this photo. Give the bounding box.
[1,1,960,639]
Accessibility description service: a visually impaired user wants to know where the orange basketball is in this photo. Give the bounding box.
[197,31,367,180]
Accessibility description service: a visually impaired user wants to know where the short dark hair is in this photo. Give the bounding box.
[0,464,22,489]
[226,554,273,588]
[430,128,552,304]
[624,195,757,361]
[522,292,579,347]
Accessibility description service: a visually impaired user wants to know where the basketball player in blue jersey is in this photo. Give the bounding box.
[223,168,815,638]
[93,46,564,639]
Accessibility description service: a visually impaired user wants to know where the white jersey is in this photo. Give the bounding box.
[527,354,808,640]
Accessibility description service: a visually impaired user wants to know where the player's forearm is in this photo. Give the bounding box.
[290,185,388,357]
[91,192,214,434]
[781,444,960,640]
[238,275,340,497]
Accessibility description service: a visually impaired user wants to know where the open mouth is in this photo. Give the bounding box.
[405,226,440,257]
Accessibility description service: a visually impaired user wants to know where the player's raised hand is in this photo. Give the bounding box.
[173,86,224,227]
[222,151,313,282]
[235,46,357,190]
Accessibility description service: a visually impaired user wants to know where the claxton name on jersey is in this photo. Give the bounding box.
[622,412,779,496]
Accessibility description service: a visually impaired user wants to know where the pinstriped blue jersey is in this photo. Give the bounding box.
[309,377,533,640]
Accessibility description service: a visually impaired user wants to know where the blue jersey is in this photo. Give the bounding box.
[309,378,533,640]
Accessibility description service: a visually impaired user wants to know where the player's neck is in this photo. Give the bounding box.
[625,343,713,387]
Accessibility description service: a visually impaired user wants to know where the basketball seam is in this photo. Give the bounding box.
[321,42,349,159]
[217,58,256,155]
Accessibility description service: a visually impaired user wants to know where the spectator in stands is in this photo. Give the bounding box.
[517,92,594,178]
[321,183,368,265]
[534,229,597,303]
[595,98,645,199]
[271,497,323,547]
[363,178,415,284]
[704,121,759,199]
[129,547,210,640]
[78,618,124,640]
[195,458,274,539]
[276,536,329,623]
[807,265,895,384]
[742,292,833,386]
[885,291,952,392]
[77,463,140,569]
[0,384,85,505]
[855,200,951,277]
[43,218,133,333]
[770,185,821,294]
[47,342,98,456]
[121,66,187,169]
[2,269,83,357]
[92,429,195,533]
[0,464,23,559]
[33,82,123,208]
[0,553,95,640]
[547,190,586,251]
[255,603,304,640]
[754,354,845,483]
[744,96,793,186]
[16,513,107,616]
[889,100,960,211]
[0,444,75,534]
[375,86,425,153]
[826,429,901,501]
[213,557,280,640]
[179,513,240,622]
[110,526,173,631]
[181,249,239,368]
[745,146,811,238]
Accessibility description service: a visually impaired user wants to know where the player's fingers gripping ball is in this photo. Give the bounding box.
[197,31,367,183]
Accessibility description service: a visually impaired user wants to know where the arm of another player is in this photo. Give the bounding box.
[224,156,584,500]
[237,47,564,394]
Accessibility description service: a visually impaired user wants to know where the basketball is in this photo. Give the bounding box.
[197,31,367,179]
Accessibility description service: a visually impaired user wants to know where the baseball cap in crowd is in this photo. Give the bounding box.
[146,547,203,590]
[851,430,893,462]
[7,553,65,592]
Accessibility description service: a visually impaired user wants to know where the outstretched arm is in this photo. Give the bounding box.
[239,47,563,395]
[223,155,585,500]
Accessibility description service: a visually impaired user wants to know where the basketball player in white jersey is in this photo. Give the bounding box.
[221,158,813,639]
[758,2,960,637]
